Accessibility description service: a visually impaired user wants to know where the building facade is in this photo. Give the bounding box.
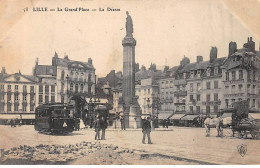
[0,70,37,113]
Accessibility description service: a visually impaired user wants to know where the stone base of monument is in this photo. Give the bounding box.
[128,104,142,129]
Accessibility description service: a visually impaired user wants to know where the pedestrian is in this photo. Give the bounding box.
[142,117,152,144]
[120,116,125,130]
[165,119,169,128]
[93,116,101,140]
[100,116,107,140]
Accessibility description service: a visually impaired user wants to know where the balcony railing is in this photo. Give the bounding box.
[224,93,244,98]
[174,90,187,97]
[223,79,244,85]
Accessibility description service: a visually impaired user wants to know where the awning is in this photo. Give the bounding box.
[221,113,232,118]
[248,113,260,120]
[181,115,199,121]
[158,113,172,120]
[0,114,22,119]
[170,114,186,120]
[21,114,35,119]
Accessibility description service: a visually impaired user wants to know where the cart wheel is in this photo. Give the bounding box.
[239,131,246,139]
[250,130,256,139]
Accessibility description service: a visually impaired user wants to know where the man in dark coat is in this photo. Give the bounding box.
[93,116,101,140]
[142,117,152,144]
[100,116,107,140]
[120,116,125,130]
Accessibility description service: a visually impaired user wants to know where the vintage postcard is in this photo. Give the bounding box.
[0,0,260,165]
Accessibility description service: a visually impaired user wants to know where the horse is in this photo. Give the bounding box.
[204,117,224,137]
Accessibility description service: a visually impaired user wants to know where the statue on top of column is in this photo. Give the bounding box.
[126,11,133,37]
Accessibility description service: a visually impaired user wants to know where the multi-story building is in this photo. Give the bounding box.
[222,38,260,111]
[0,52,96,116]
[0,68,37,113]
[34,52,96,104]
[200,48,225,116]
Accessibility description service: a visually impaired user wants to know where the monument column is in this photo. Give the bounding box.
[122,11,141,128]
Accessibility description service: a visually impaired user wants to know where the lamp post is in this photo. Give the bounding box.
[66,74,69,103]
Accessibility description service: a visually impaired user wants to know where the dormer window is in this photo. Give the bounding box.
[190,72,194,79]
[214,67,218,75]
[207,68,211,76]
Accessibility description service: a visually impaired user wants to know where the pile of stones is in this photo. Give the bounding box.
[0,141,134,164]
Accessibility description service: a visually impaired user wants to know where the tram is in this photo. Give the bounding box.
[34,103,78,133]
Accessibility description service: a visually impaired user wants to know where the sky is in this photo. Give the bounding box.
[0,0,259,78]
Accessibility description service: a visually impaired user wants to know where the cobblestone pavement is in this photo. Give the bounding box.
[0,125,259,165]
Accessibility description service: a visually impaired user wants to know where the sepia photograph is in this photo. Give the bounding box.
[0,0,260,165]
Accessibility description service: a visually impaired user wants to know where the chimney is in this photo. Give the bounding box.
[210,47,217,63]
[197,56,203,63]
[229,41,237,56]
[1,67,6,74]
[64,53,68,60]
[88,58,92,65]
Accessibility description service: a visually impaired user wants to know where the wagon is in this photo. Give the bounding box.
[232,118,260,139]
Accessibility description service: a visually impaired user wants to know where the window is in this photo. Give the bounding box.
[75,84,78,93]
[51,96,55,103]
[61,96,64,103]
[30,105,34,112]
[80,84,84,92]
[7,103,11,112]
[30,86,34,92]
[190,95,194,102]
[206,106,210,113]
[14,104,18,111]
[61,83,64,92]
[232,71,236,80]
[15,94,18,101]
[214,67,218,75]
[214,93,218,101]
[190,106,193,112]
[197,83,201,91]
[45,95,49,103]
[144,89,146,95]
[39,85,43,93]
[214,81,218,89]
[30,95,34,102]
[225,99,229,108]
[15,85,18,90]
[0,85,4,90]
[239,70,243,80]
[148,89,150,95]
[39,95,43,103]
[214,106,218,113]
[23,85,27,91]
[207,69,210,76]
[7,94,11,101]
[231,99,235,106]
[23,95,27,101]
[51,85,55,93]
[88,85,91,93]
[252,99,255,107]
[239,84,243,91]
[225,86,229,92]
[70,83,73,91]
[253,71,256,81]
[206,94,210,102]
[247,70,251,80]
[61,70,65,80]
[247,84,251,92]
[22,105,27,112]
[206,82,210,89]
[196,106,200,113]
[1,94,4,100]
[190,83,193,92]
[45,85,49,93]
[231,85,236,93]
[197,94,200,101]
[225,72,229,81]
[252,85,256,94]
[88,74,92,82]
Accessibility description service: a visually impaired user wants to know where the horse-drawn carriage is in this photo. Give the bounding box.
[204,100,260,139]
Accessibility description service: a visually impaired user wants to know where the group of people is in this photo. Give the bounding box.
[93,115,153,144]
[93,116,108,140]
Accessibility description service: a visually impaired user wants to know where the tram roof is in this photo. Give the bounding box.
[36,103,73,109]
